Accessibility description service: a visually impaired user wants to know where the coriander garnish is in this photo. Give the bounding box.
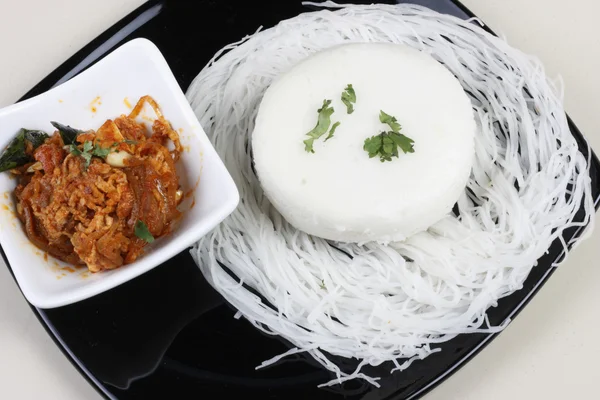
[68,140,112,169]
[324,121,341,142]
[92,145,111,158]
[134,220,155,243]
[364,131,414,162]
[341,84,356,114]
[303,99,335,153]
[363,110,414,162]
[379,110,402,133]
[68,141,92,169]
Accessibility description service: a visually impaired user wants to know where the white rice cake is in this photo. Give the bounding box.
[252,43,475,243]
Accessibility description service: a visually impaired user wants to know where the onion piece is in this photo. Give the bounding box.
[26,161,43,173]
[106,151,132,167]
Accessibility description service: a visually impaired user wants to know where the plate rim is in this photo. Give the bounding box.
[1,1,598,399]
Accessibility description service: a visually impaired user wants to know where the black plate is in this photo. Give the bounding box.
[3,1,599,399]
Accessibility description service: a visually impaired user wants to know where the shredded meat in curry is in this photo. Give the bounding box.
[13,96,183,272]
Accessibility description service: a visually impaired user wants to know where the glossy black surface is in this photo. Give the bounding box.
[3,1,599,399]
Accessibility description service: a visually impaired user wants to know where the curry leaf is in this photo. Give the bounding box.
[51,121,82,145]
[0,129,50,172]
[23,129,50,148]
[0,131,29,172]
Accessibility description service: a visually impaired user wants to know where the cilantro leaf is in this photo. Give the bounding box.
[303,138,314,153]
[92,146,111,158]
[134,220,155,243]
[363,131,415,162]
[304,99,335,153]
[365,111,414,162]
[389,132,415,154]
[82,141,93,153]
[68,144,82,156]
[379,110,402,133]
[324,121,341,142]
[382,135,394,155]
[341,84,356,114]
[80,142,93,168]
[82,153,92,168]
[363,134,383,159]
[68,140,112,169]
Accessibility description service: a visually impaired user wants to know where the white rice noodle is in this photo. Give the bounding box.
[187,1,595,387]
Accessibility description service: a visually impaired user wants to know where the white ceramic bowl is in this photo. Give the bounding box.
[0,38,239,308]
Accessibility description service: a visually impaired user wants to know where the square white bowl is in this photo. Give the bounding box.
[0,38,239,308]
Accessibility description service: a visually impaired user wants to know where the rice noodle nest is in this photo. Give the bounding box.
[186,1,595,387]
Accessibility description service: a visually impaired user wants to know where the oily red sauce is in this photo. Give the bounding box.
[13,96,183,273]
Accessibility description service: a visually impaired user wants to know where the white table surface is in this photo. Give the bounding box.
[0,0,598,399]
